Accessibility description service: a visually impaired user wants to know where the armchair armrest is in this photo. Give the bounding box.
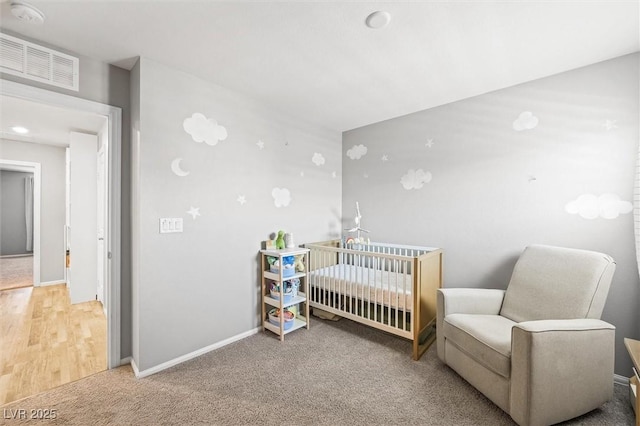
[437,288,506,317]
[510,319,615,426]
[436,288,505,361]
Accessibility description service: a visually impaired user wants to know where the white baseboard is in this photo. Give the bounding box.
[130,358,140,377]
[120,356,132,366]
[132,327,261,379]
[0,254,33,259]
[614,373,630,386]
[38,280,66,287]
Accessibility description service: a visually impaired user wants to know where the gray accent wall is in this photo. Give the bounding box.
[132,57,342,371]
[0,170,33,256]
[0,140,66,282]
[342,53,640,376]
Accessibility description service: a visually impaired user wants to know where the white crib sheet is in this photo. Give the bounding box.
[308,263,413,311]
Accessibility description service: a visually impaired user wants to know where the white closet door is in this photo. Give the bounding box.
[68,131,98,304]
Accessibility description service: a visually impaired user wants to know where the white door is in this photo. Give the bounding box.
[68,131,98,304]
[96,125,108,308]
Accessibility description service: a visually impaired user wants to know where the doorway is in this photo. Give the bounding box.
[0,80,121,379]
[0,160,40,290]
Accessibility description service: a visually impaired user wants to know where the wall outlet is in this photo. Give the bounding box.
[159,218,183,233]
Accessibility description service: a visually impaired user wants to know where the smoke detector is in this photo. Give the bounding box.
[365,11,391,29]
[10,1,45,25]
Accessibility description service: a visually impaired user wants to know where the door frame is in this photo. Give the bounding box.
[0,160,41,286]
[1,79,122,369]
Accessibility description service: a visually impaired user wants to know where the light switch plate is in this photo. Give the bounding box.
[159,218,183,233]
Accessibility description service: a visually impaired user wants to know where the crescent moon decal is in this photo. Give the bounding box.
[171,158,190,177]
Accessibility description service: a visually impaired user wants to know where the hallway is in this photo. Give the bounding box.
[0,255,32,291]
[0,284,106,405]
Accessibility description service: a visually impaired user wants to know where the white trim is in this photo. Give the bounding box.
[39,279,66,287]
[120,356,132,366]
[131,358,140,377]
[0,159,40,286]
[614,373,630,386]
[1,79,122,370]
[133,328,260,378]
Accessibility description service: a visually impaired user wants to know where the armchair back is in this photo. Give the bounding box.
[500,245,616,323]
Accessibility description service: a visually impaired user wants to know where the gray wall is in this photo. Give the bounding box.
[0,140,66,282]
[342,53,640,376]
[0,30,132,358]
[0,170,33,256]
[132,57,342,371]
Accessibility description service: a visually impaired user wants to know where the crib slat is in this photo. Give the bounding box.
[374,256,379,324]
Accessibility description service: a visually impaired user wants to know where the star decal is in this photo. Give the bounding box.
[300,171,305,177]
[186,206,201,219]
[603,120,617,130]
[425,138,435,148]
[237,195,247,205]
[332,171,337,178]
[257,140,265,149]
[381,155,389,162]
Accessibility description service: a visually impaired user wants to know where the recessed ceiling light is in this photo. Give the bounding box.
[365,11,391,29]
[11,126,29,134]
[10,1,45,25]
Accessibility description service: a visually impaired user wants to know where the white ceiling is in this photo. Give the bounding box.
[0,95,107,146]
[0,1,639,134]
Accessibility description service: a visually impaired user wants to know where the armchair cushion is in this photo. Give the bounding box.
[443,314,515,378]
[437,288,506,361]
[500,245,615,322]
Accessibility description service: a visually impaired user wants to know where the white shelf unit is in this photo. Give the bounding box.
[260,247,310,341]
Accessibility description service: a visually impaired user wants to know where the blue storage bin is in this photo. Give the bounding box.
[270,266,295,277]
[270,283,293,303]
[268,308,295,330]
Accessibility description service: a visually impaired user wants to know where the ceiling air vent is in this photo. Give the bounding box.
[0,33,79,91]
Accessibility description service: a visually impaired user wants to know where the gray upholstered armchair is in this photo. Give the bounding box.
[437,244,616,426]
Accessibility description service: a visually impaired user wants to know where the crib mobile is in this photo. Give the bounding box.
[345,201,370,245]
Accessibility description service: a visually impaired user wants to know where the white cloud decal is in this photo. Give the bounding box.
[312,152,325,166]
[400,169,432,190]
[183,113,228,146]
[272,187,292,208]
[347,144,368,160]
[513,111,539,131]
[565,193,632,220]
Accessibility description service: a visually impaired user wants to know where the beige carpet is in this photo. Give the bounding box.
[0,255,33,291]
[1,318,634,425]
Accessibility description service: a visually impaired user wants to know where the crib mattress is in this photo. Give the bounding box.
[308,264,414,311]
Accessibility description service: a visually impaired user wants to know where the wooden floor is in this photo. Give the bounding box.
[0,284,106,405]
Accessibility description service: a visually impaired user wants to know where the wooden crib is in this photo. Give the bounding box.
[304,240,443,360]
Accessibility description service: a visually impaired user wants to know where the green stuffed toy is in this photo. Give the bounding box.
[275,230,285,249]
[294,255,305,272]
